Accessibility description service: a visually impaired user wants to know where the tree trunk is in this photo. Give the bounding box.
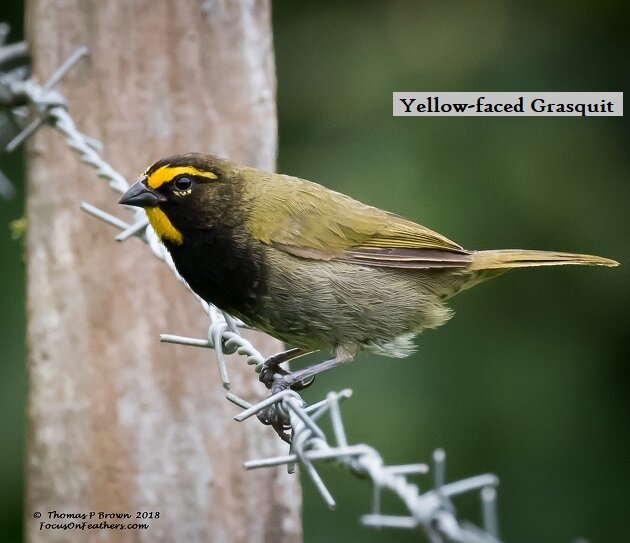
[25,1,301,542]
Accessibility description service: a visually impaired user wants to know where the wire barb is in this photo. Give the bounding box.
[0,25,30,199]
[0,32,505,541]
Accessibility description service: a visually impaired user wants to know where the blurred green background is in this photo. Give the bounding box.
[1,1,629,542]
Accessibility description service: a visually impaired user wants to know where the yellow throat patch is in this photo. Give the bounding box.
[145,207,184,245]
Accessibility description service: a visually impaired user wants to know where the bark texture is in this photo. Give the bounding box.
[25,1,301,542]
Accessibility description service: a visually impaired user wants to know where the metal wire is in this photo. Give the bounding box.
[0,39,504,542]
[0,23,28,199]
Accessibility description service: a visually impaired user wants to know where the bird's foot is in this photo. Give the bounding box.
[256,355,349,442]
[256,351,318,443]
[256,375,312,443]
[259,362,316,394]
[256,400,293,443]
[259,347,316,391]
[256,375,292,442]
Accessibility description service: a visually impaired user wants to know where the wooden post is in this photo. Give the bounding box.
[25,1,301,542]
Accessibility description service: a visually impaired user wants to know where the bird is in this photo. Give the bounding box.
[119,153,618,391]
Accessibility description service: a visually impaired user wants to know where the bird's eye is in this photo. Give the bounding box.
[174,176,193,191]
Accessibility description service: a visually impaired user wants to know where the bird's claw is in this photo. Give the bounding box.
[260,367,316,393]
[259,354,317,392]
[258,360,288,389]
[288,374,316,391]
[256,363,316,444]
[256,398,292,443]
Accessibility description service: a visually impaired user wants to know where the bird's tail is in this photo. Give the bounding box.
[469,249,619,271]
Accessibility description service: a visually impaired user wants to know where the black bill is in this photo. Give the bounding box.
[118,180,163,208]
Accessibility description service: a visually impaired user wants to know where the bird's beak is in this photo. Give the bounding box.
[118,180,163,208]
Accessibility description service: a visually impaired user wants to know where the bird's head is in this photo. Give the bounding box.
[119,153,243,245]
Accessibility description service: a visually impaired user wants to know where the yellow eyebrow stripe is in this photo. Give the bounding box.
[146,165,218,189]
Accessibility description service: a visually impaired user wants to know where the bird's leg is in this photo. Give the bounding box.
[259,347,314,389]
[280,357,347,391]
[257,358,345,435]
[270,345,357,393]
[257,348,356,438]
[256,347,311,436]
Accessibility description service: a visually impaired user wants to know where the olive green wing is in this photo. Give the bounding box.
[247,173,472,269]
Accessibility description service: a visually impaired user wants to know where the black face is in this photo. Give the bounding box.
[119,153,265,313]
[139,153,245,234]
[121,153,265,315]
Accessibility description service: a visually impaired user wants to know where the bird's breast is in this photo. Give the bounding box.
[163,226,266,316]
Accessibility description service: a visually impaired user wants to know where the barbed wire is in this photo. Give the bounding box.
[0,22,28,199]
[1,37,503,542]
